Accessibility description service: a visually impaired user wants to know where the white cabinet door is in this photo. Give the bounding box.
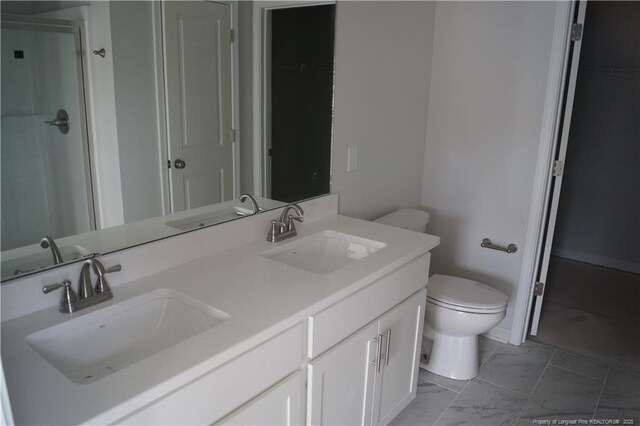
[371,290,426,425]
[307,322,378,426]
[220,373,303,426]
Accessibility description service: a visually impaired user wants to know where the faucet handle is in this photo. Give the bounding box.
[106,264,122,274]
[90,259,121,293]
[43,280,77,313]
[42,280,71,294]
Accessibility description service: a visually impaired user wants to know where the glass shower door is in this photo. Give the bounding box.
[1,20,95,252]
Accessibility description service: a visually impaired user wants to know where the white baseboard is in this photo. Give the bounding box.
[482,326,510,344]
[552,248,640,275]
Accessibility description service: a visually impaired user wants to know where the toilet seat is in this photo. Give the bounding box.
[427,274,508,314]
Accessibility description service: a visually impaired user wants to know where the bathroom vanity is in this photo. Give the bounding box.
[1,196,439,425]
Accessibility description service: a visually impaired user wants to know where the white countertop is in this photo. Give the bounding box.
[1,215,439,425]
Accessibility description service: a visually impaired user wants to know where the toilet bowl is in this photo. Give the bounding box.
[424,274,507,380]
[374,208,509,380]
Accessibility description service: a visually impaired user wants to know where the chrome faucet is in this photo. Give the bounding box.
[43,258,121,313]
[40,236,64,265]
[267,204,304,242]
[240,193,262,214]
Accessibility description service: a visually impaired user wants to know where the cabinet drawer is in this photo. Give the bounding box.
[118,324,303,425]
[307,253,429,358]
[218,372,303,425]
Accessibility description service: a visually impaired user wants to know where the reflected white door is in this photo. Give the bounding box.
[163,1,234,212]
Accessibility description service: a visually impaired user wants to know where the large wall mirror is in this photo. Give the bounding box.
[0,0,336,282]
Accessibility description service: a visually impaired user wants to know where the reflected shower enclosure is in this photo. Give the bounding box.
[1,19,95,251]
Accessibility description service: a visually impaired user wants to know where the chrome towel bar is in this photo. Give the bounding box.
[481,238,517,254]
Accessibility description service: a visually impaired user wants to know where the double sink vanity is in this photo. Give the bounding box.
[1,195,440,425]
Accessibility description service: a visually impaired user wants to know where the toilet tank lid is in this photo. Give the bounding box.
[374,208,430,231]
[427,274,508,311]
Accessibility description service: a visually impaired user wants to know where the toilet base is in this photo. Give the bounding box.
[424,332,478,380]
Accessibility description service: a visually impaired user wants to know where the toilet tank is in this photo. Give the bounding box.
[374,208,430,233]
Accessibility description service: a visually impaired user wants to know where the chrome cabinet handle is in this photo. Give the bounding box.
[371,333,385,373]
[383,329,391,367]
[174,159,186,169]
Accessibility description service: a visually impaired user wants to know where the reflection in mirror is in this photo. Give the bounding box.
[267,4,334,202]
[0,1,336,282]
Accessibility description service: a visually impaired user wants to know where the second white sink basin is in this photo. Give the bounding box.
[262,230,386,274]
[26,289,229,384]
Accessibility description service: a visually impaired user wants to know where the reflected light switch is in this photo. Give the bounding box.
[347,147,358,173]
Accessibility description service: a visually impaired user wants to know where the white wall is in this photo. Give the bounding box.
[552,1,640,274]
[331,1,435,220]
[420,1,560,333]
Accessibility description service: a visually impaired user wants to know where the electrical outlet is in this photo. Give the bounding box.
[347,147,358,172]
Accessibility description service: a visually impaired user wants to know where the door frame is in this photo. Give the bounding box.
[251,0,335,198]
[510,0,587,345]
[213,0,242,202]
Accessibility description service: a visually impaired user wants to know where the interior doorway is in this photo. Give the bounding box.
[264,4,334,203]
[528,1,640,371]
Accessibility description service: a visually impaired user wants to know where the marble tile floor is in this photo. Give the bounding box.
[391,337,640,426]
[530,256,640,373]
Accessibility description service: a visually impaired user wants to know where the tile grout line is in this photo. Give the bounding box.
[515,348,556,422]
[547,362,607,382]
[474,376,529,398]
[432,378,473,426]
[423,379,465,394]
[591,365,611,419]
[420,369,467,394]
[480,343,499,368]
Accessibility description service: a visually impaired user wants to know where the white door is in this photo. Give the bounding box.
[307,322,378,426]
[163,1,234,212]
[371,290,426,425]
[219,373,303,426]
[529,2,587,335]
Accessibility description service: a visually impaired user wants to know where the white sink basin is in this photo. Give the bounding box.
[262,230,386,275]
[166,207,254,231]
[26,289,229,384]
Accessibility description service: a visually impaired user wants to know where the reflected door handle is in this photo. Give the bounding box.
[174,159,186,169]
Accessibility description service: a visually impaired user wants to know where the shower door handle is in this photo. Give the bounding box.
[44,109,70,134]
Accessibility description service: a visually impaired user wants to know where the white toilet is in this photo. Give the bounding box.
[374,208,508,380]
